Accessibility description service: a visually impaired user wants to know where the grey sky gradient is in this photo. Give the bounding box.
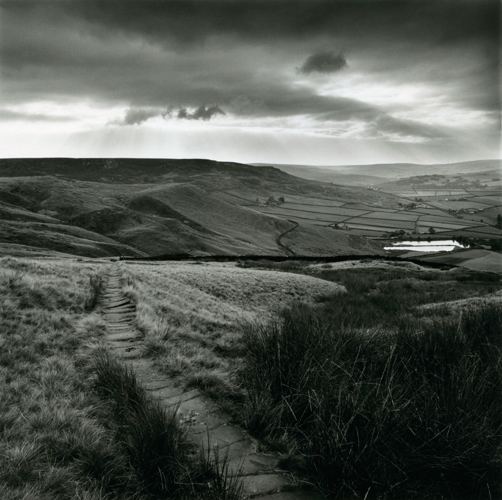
[0,0,499,164]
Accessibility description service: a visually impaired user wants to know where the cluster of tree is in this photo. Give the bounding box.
[456,235,502,252]
[398,202,417,209]
[387,229,408,238]
[264,196,285,206]
[256,196,286,205]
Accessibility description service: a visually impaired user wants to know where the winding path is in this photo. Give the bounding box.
[276,220,299,256]
[101,265,321,500]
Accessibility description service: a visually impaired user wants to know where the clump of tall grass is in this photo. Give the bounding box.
[85,274,103,311]
[94,352,242,499]
[239,304,502,499]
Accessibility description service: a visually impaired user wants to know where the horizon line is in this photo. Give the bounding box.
[0,156,500,168]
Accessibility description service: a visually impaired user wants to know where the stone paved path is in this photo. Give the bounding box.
[101,265,323,500]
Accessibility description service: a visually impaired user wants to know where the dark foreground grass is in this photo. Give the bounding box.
[240,304,502,499]
[0,257,242,499]
[93,351,243,500]
[0,257,121,499]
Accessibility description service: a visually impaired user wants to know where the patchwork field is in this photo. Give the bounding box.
[250,194,501,239]
[259,161,501,243]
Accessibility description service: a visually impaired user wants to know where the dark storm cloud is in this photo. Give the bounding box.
[118,105,225,125]
[2,1,498,64]
[0,0,498,148]
[122,108,164,125]
[300,52,347,74]
[177,105,225,120]
[63,0,498,47]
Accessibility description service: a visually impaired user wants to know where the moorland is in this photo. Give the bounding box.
[1,158,501,499]
[1,158,501,262]
[1,255,501,499]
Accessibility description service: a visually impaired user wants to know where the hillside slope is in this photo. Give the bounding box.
[260,159,501,185]
[0,158,388,257]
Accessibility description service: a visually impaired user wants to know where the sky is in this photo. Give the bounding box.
[0,0,500,165]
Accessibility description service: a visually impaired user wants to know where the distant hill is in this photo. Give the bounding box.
[377,169,501,192]
[257,159,501,185]
[0,158,388,258]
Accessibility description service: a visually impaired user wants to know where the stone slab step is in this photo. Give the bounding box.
[239,473,294,497]
[105,303,133,310]
[258,490,325,500]
[228,452,280,476]
[147,385,192,400]
[105,307,135,315]
[107,297,130,305]
[143,380,183,391]
[108,332,142,342]
[110,345,143,360]
[160,388,202,407]
[104,311,136,317]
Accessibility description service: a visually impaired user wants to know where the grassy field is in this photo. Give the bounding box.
[0,158,389,257]
[248,164,502,241]
[252,193,500,239]
[235,260,502,499]
[0,257,247,499]
[417,249,502,274]
[119,261,344,410]
[0,256,115,498]
[2,254,501,498]
[118,258,502,498]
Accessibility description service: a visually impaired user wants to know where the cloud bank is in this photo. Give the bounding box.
[0,0,499,162]
[300,52,347,74]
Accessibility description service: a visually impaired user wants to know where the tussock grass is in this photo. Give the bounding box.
[94,351,189,496]
[93,351,243,500]
[85,273,103,311]
[0,256,243,498]
[118,261,343,402]
[240,303,502,499]
[0,257,131,499]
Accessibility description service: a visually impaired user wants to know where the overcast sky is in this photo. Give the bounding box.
[0,0,500,165]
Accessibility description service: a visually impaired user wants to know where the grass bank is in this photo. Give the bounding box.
[0,256,115,498]
[113,258,501,498]
[118,261,343,412]
[0,257,242,499]
[239,287,502,498]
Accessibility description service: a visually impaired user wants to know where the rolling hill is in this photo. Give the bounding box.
[0,158,392,258]
[259,159,501,185]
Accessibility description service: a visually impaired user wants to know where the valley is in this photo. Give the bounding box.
[0,158,388,258]
[1,158,500,260]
